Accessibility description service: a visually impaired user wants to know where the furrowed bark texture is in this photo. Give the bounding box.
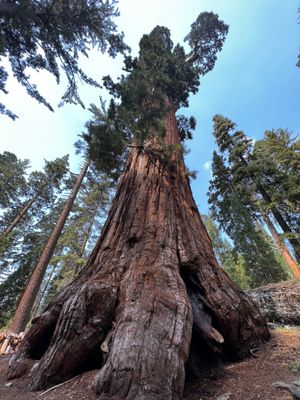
[8,110,269,399]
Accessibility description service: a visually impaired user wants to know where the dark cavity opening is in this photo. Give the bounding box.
[180,267,224,381]
[29,322,56,360]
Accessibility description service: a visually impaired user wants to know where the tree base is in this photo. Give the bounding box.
[7,259,269,399]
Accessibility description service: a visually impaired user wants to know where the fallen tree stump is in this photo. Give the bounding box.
[0,332,24,355]
[248,280,300,326]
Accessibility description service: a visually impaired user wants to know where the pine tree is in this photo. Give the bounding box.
[1,156,69,238]
[212,114,300,264]
[36,174,112,313]
[208,151,289,287]
[9,158,90,333]
[252,129,300,235]
[0,190,66,328]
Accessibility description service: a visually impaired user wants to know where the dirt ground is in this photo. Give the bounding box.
[0,327,299,400]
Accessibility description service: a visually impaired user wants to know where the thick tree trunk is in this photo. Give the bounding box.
[263,215,300,280]
[7,112,269,399]
[2,195,38,237]
[9,159,90,334]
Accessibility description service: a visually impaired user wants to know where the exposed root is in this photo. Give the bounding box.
[29,281,117,391]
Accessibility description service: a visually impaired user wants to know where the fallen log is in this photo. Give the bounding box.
[248,280,300,326]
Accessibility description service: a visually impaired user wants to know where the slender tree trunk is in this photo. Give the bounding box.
[79,206,98,258]
[31,247,65,319]
[2,195,38,237]
[7,113,269,399]
[263,215,300,280]
[9,159,90,334]
[33,199,99,316]
[239,155,300,262]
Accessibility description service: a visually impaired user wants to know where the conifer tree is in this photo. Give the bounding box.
[1,156,69,238]
[252,129,300,233]
[208,152,289,287]
[9,158,90,333]
[0,188,66,328]
[35,174,112,314]
[0,0,128,119]
[212,115,300,264]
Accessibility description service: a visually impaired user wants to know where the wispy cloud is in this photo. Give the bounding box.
[203,161,211,171]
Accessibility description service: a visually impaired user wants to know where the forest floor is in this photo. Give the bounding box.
[0,327,299,400]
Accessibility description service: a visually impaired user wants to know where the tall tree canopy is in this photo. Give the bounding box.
[212,114,300,264]
[0,0,128,119]
[208,151,289,287]
[100,13,228,145]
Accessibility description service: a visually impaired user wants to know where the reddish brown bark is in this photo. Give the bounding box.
[9,159,90,334]
[7,111,269,399]
[263,215,300,280]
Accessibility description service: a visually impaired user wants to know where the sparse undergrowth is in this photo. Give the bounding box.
[0,327,299,400]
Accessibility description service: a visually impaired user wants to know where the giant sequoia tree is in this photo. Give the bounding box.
[8,13,269,399]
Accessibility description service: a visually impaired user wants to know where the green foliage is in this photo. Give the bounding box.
[177,115,196,141]
[0,196,65,327]
[252,129,300,232]
[0,153,70,291]
[0,151,30,208]
[184,12,229,74]
[208,151,289,287]
[0,0,128,119]
[75,13,228,178]
[213,114,252,160]
[223,253,250,290]
[101,13,228,146]
[212,114,300,246]
[77,100,127,177]
[26,155,70,201]
[0,155,69,237]
[39,173,112,309]
[202,215,250,290]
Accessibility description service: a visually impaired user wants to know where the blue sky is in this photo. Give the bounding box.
[0,0,299,215]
